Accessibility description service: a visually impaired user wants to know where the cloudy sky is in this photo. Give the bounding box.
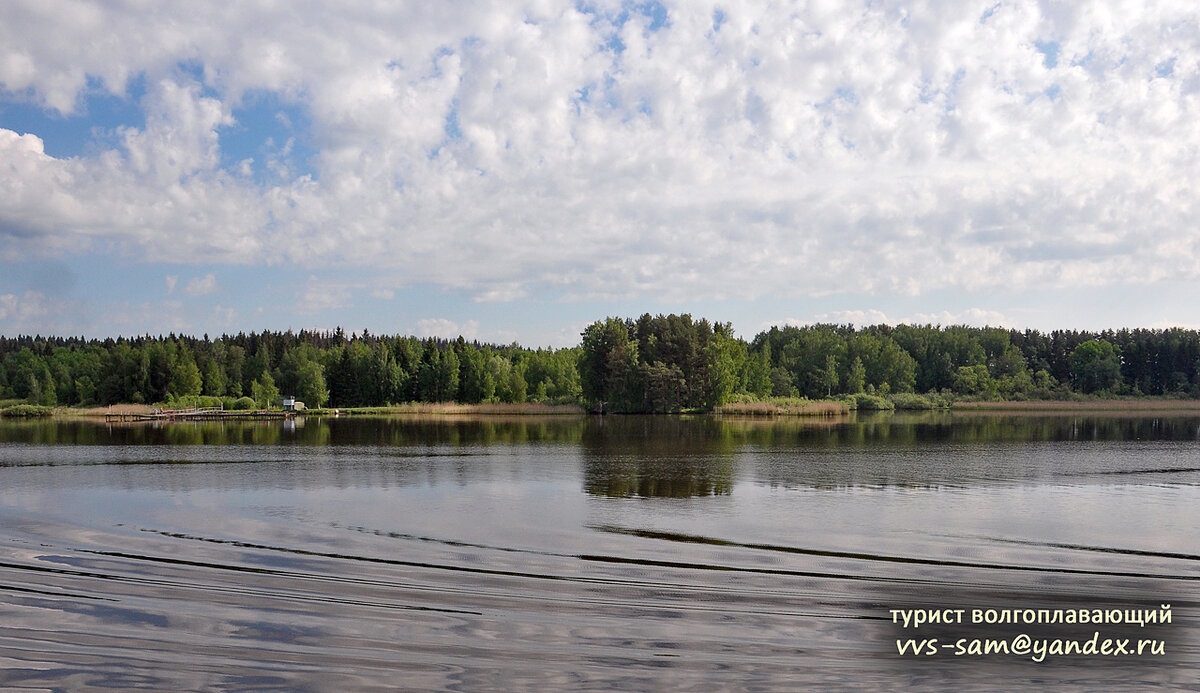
[2,1,1198,346]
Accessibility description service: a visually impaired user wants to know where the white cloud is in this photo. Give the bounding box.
[0,291,43,322]
[472,283,528,303]
[764,313,889,330]
[213,305,235,325]
[184,273,217,296]
[539,320,594,349]
[165,275,178,293]
[415,318,480,340]
[2,1,1200,307]
[1145,319,1200,331]
[0,290,87,334]
[907,308,1011,327]
[767,306,1011,330]
[100,299,192,334]
[298,282,351,314]
[813,309,894,326]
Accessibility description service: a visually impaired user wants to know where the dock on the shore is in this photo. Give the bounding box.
[105,407,295,423]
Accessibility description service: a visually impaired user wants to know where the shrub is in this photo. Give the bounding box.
[889,393,953,410]
[851,393,894,411]
[231,396,258,410]
[0,404,53,417]
[889,393,933,409]
[724,392,761,404]
[713,396,850,416]
[165,394,224,409]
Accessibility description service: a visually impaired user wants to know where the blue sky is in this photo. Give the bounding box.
[2,1,1199,346]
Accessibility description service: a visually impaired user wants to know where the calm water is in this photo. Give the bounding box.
[0,413,1197,691]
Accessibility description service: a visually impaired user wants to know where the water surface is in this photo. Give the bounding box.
[0,413,1196,690]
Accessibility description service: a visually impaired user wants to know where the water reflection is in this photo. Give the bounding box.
[2,413,1199,497]
[0,415,592,447]
[1,413,1198,691]
[581,417,736,497]
[4,411,1199,447]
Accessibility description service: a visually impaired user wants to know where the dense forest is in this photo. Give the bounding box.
[2,316,1200,412]
[0,329,580,411]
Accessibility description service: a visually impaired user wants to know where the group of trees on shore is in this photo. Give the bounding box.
[2,316,1200,412]
[581,319,1199,410]
[0,329,579,410]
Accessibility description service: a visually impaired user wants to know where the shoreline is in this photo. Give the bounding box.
[47,402,587,419]
[9,397,1200,420]
[949,398,1200,412]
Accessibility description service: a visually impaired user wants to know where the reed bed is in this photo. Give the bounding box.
[713,399,850,417]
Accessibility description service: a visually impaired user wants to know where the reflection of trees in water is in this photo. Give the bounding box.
[0,415,596,447]
[583,455,734,498]
[5,413,1198,448]
[312,416,589,447]
[3,414,1200,495]
[716,412,1200,445]
[581,416,737,497]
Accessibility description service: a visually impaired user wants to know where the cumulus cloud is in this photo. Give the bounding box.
[184,273,217,296]
[0,290,75,333]
[299,281,351,314]
[0,291,45,322]
[101,299,192,334]
[814,309,894,326]
[770,306,1012,329]
[213,305,235,326]
[1146,319,1200,331]
[908,308,1011,327]
[473,283,529,303]
[2,0,1200,304]
[415,318,480,340]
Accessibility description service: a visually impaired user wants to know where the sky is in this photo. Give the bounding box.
[2,0,1199,347]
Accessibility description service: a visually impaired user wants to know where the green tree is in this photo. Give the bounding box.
[168,352,203,400]
[741,347,772,398]
[250,370,281,408]
[417,346,459,402]
[506,365,528,403]
[293,358,329,407]
[850,334,916,393]
[579,318,641,411]
[953,364,994,396]
[1069,339,1122,393]
[640,361,685,412]
[707,323,744,406]
[777,325,847,398]
[202,358,227,396]
[847,356,866,394]
[278,346,330,407]
[4,349,49,401]
[770,366,795,397]
[458,346,495,403]
[224,345,246,397]
[822,354,839,396]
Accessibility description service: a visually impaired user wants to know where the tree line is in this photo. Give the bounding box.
[571,318,1200,410]
[0,329,579,409]
[2,318,1199,411]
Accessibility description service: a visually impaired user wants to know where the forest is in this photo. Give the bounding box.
[2,316,1199,413]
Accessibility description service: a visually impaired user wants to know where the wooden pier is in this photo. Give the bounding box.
[105,407,295,423]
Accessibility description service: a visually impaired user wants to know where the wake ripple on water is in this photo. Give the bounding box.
[0,512,1195,691]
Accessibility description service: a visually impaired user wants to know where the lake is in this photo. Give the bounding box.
[0,413,1196,691]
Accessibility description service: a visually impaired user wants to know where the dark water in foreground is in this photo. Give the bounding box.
[0,413,1197,691]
